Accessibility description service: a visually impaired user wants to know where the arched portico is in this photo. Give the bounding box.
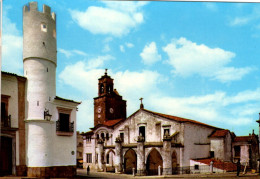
[124,148,137,174]
[146,148,163,175]
[105,149,115,172]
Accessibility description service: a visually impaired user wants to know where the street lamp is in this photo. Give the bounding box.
[44,109,52,121]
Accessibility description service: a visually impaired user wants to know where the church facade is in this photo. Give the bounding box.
[1,2,80,177]
[83,71,260,175]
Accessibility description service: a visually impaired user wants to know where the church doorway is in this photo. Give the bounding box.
[106,150,115,172]
[146,149,163,175]
[124,149,137,174]
[0,136,13,176]
[172,150,178,174]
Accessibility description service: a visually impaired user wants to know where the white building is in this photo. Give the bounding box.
[1,2,80,177]
[82,72,259,176]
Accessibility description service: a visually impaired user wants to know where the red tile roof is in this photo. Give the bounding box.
[209,130,229,138]
[103,119,124,127]
[193,158,237,172]
[234,136,251,142]
[142,109,219,129]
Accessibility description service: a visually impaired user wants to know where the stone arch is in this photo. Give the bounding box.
[124,148,137,174]
[105,149,115,165]
[172,150,178,174]
[105,149,115,172]
[146,148,163,175]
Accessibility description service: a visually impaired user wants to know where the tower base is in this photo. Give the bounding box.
[27,166,76,178]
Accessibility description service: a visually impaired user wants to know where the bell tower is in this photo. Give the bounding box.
[94,70,127,126]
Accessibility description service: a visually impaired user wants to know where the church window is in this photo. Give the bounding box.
[106,133,109,140]
[164,129,170,136]
[234,146,241,158]
[106,153,109,164]
[101,133,105,140]
[120,133,124,143]
[47,67,48,72]
[96,134,99,139]
[194,165,199,170]
[86,153,92,163]
[41,23,47,32]
[210,151,214,158]
[96,154,98,163]
[139,126,145,141]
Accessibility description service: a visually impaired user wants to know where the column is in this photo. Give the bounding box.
[163,134,172,175]
[97,139,104,172]
[137,135,146,175]
[115,137,123,173]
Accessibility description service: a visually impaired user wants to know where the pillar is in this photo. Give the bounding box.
[115,137,122,173]
[97,139,104,172]
[137,135,146,175]
[163,134,172,175]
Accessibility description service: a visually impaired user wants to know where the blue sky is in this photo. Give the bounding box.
[2,0,260,136]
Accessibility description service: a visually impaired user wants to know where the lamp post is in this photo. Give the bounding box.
[44,109,52,121]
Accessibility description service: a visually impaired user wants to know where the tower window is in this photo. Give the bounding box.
[47,68,48,72]
[120,133,124,143]
[41,23,47,32]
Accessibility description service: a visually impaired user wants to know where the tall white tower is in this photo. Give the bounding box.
[23,1,56,119]
[23,2,80,177]
[23,1,56,175]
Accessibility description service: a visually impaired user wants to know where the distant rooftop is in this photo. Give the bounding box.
[55,96,81,104]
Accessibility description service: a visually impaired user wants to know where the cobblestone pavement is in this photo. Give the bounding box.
[0,169,259,179]
[76,169,260,179]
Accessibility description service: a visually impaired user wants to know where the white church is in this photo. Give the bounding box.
[1,2,80,177]
[82,71,260,176]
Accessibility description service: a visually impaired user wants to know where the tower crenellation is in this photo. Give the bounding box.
[23,1,57,120]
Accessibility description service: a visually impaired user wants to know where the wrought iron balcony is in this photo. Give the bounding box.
[56,120,74,136]
[1,115,11,128]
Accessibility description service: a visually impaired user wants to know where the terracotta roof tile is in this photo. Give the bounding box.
[103,119,124,127]
[193,158,237,172]
[234,136,251,142]
[142,109,219,129]
[209,130,229,138]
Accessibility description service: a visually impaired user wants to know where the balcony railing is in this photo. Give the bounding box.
[1,115,11,128]
[56,120,74,136]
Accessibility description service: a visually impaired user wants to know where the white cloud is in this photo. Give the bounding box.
[120,45,125,52]
[86,55,114,70]
[102,44,110,53]
[2,7,23,74]
[126,42,134,48]
[230,17,250,26]
[229,6,260,26]
[58,48,87,58]
[163,37,252,82]
[213,67,253,83]
[70,2,147,37]
[59,57,259,134]
[204,3,218,12]
[59,60,163,129]
[140,42,161,65]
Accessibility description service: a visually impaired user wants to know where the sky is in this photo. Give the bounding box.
[2,0,260,136]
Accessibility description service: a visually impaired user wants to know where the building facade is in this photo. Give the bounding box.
[1,2,80,177]
[83,72,260,175]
